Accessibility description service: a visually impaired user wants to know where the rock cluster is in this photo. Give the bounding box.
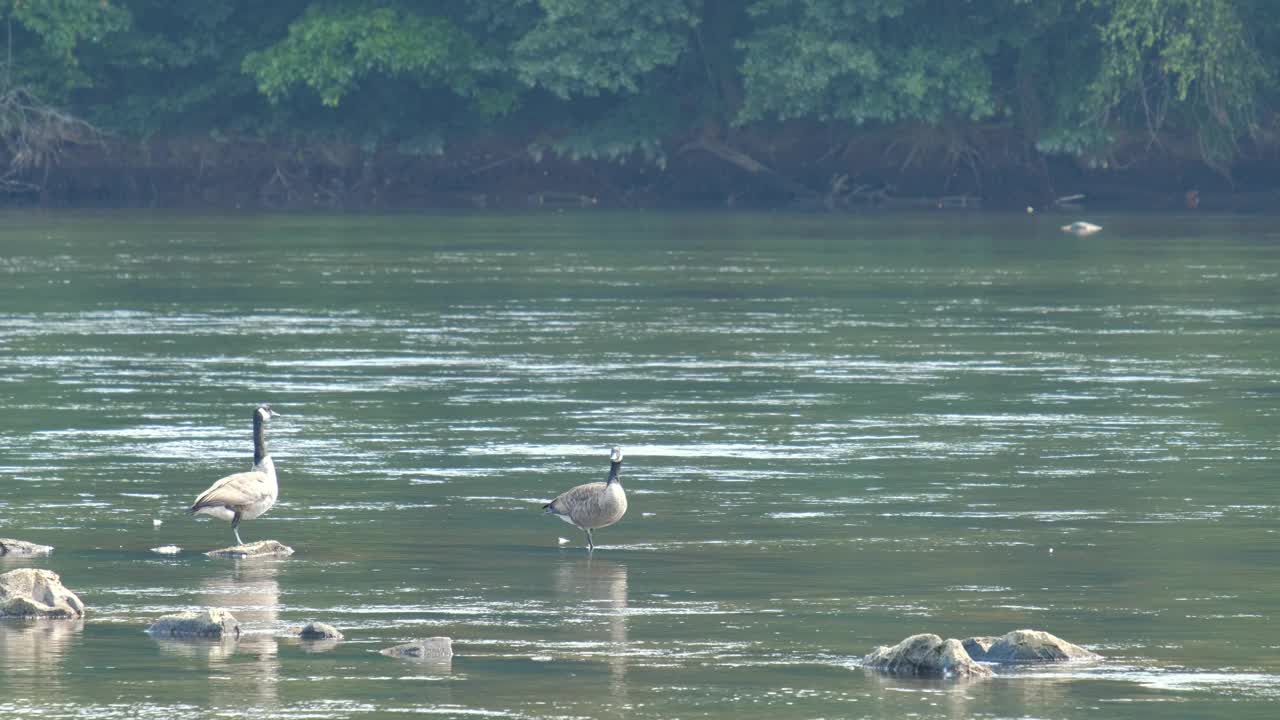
[865,629,1098,680]
[0,568,85,618]
[863,634,992,679]
[965,629,1100,663]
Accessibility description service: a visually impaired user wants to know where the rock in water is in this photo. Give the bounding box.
[293,621,344,640]
[981,629,1100,663]
[0,568,85,618]
[863,633,993,679]
[381,637,453,660]
[205,540,294,559]
[146,609,240,638]
[0,539,54,556]
[961,636,999,662]
[1061,221,1102,236]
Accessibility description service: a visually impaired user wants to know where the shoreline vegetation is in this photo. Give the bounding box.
[3,2,1280,212]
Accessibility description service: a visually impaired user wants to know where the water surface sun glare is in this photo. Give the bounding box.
[2,211,1279,719]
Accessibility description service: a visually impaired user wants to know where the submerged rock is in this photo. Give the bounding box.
[381,637,453,660]
[0,539,54,556]
[292,621,344,640]
[979,629,1100,664]
[205,540,294,559]
[863,633,993,679]
[146,608,240,638]
[0,569,85,618]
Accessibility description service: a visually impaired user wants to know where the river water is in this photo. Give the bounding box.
[1,211,1278,719]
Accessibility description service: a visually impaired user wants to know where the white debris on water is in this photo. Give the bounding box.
[557,537,570,545]
[153,519,163,527]
[150,545,181,555]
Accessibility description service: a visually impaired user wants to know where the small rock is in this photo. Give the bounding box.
[146,608,240,638]
[1061,221,1102,236]
[0,539,54,556]
[205,540,294,559]
[292,621,344,640]
[863,633,992,679]
[0,568,85,618]
[981,629,1100,664]
[961,636,999,662]
[380,637,453,660]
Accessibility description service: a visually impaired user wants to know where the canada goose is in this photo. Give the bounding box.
[543,447,627,551]
[190,404,282,546]
[1061,221,1102,236]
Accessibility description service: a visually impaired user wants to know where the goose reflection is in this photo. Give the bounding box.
[0,619,83,694]
[553,557,630,708]
[152,561,282,707]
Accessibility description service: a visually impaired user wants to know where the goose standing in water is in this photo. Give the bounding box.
[543,447,628,551]
[190,404,282,545]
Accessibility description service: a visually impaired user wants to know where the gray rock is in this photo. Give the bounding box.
[0,569,85,618]
[863,633,993,679]
[980,629,1100,664]
[380,637,453,660]
[205,540,294,559]
[292,621,344,640]
[0,539,54,556]
[961,635,999,662]
[146,609,240,638]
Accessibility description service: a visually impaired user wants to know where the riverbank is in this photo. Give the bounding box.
[6,129,1280,212]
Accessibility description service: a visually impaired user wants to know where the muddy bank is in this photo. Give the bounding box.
[4,129,1277,212]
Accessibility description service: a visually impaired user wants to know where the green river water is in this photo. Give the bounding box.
[1,211,1278,719]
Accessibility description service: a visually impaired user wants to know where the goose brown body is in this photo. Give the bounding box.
[544,448,627,550]
[190,405,281,545]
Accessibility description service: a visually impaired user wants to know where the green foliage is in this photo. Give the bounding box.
[4,0,129,58]
[529,90,678,167]
[511,0,698,98]
[5,0,1280,175]
[68,1,298,135]
[1,0,129,100]
[242,2,491,108]
[737,0,1016,125]
[1087,0,1272,169]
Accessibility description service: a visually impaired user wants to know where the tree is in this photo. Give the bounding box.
[1082,0,1276,173]
[1,0,128,189]
[736,0,1014,125]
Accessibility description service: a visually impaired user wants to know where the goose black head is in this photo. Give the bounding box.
[609,447,623,463]
[256,404,282,422]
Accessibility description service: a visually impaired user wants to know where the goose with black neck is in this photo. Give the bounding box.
[190,404,293,557]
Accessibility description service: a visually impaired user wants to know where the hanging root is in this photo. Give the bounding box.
[0,87,104,192]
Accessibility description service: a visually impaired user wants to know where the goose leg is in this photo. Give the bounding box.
[232,512,244,546]
[585,528,594,552]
